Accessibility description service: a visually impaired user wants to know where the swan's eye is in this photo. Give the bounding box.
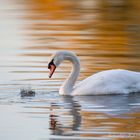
[48,59,55,69]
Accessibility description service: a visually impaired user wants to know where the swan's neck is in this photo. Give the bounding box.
[59,55,80,95]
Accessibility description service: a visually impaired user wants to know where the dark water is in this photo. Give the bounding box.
[0,0,140,139]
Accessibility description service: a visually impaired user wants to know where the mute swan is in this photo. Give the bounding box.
[48,51,140,96]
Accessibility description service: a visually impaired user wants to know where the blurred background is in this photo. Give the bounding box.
[0,0,140,92]
[0,1,140,140]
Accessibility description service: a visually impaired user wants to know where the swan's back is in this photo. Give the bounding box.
[72,69,140,95]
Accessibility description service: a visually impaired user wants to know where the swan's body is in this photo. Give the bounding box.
[48,51,140,96]
[72,69,140,95]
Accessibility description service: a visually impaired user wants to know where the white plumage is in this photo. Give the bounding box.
[72,69,140,95]
[48,51,140,96]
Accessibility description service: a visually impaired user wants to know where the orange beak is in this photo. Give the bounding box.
[49,64,56,78]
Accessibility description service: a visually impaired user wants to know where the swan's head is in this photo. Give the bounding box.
[48,51,76,78]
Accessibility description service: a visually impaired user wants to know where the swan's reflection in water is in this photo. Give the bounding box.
[49,94,140,139]
[49,96,81,136]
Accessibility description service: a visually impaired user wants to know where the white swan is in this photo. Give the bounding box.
[48,51,140,96]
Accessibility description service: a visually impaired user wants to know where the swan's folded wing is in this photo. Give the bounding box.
[72,69,140,95]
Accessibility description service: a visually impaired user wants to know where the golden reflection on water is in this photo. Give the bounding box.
[46,95,140,139]
[20,0,140,79]
[0,0,140,140]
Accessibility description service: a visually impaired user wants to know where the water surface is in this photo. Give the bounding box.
[0,0,140,139]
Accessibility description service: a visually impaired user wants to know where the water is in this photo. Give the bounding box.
[0,0,140,139]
